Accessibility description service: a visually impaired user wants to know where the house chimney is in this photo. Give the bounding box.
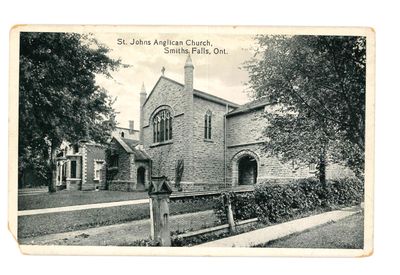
[139,82,147,143]
[184,54,194,92]
[129,120,134,134]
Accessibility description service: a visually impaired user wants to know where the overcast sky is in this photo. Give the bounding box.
[94,32,256,129]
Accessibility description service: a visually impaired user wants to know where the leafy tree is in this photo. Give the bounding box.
[244,35,366,183]
[19,32,123,192]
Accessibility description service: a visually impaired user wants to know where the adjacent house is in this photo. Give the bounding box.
[54,122,140,191]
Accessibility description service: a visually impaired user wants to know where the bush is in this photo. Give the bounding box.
[213,177,364,225]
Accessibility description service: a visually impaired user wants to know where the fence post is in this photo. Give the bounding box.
[224,193,236,233]
[148,176,172,246]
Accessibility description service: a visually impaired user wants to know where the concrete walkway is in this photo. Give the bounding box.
[196,206,362,247]
[19,210,218,246]
[18,198,150,216]
[18,187,48,196]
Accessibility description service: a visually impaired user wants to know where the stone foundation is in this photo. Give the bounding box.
[179,182,228,192]
[108,180,135,192]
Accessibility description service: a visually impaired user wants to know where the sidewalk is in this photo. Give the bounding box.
[18,198,150,216]
[19,210,218,246]
[18,186,253,216]
[196,206,362,247]
[18,187,48,196]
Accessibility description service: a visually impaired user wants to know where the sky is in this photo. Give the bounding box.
[93,32,257,129]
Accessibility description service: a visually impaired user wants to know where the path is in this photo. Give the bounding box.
[19,210,218,246]
[18,198,150,216]
[196,206,362,247]
[18,185,254,216]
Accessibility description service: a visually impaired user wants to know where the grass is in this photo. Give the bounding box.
[18,198,217,239]
[18,190,149,210]
[256,212,364,249]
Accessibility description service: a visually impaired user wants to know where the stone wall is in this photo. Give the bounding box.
[108,140,132,181]
[226,108,355,184]
[226,109,312,186]
[108,180,135,191]
[226,107,266,146]
[107,139,151,191]
[142,77,194,184]
[191,96,233,185]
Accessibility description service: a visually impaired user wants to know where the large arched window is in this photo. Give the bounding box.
[153,109,172,143]
[204,110,212,140]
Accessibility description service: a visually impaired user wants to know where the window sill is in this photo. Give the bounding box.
[150,140,173,148]
[204,139,213,143]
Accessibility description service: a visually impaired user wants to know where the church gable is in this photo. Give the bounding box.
[142,76,186,128]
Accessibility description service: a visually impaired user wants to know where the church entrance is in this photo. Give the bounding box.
[238,155,258,185]
[137,167,146,190]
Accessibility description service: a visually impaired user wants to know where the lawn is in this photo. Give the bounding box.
[257,212,364,249]
[18,198,217,239]
[18,190,149,210]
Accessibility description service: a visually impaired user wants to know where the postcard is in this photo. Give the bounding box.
[9,25,374,256]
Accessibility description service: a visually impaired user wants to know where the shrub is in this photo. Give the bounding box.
[213,177,364,225]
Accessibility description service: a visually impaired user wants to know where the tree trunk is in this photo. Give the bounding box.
[318,152,327,188]
[48,145,58,193]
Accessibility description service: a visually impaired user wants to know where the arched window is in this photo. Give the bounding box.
[120,132,124,138]
[204,111,212,140]
[153,109,172,143]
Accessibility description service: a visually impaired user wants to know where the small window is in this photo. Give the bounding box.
[204,111,212,140]
[94,160,104,180]
[120,132,125,138]
[70,160,77,178]
[109,155,119,168]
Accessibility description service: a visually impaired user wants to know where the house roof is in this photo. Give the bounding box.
[226,96,271,117]
[115,126,139,133]
[112,135,151,161]
[143,76,240,108]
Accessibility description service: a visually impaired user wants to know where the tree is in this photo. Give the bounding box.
[19,32,123,192]
[244,35,366,183]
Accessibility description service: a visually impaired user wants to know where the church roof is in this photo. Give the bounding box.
[144,76,240,108]
[226,96,270,117]
[112,135,151,161]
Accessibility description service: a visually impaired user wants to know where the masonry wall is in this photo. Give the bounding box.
[226,108,355,184]
[142,77,194,185]
[226,108,266,146]
[191,96,232,187]
[82,143,106,191]
[107,140,133,191]
[226,109,311,185]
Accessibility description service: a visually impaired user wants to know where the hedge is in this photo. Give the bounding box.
[213,177,364,225]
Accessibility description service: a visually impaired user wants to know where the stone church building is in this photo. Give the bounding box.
[136,56,352,192]
[55,55,352,192]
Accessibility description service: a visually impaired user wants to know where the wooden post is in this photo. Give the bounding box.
[224,193,236,233]
[148,176,172,246]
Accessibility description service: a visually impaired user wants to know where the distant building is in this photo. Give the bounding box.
[54,122,140,191]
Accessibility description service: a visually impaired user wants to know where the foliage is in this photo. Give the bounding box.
[18,32,123,190]
[214,178,364,225]
[175,159,184,191]
[244,35,366,179]
[213,192,258,223]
